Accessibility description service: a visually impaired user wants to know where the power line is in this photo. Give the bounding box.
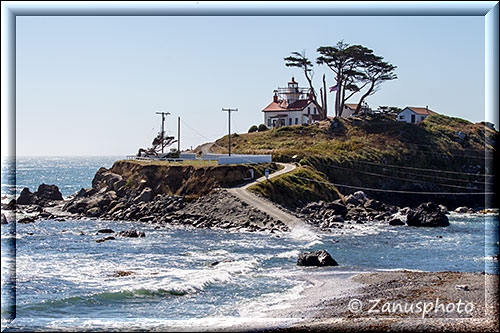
[326,164,486,190]
[306,157,494,186]
[397,140,496,153]
[346,159,494,178]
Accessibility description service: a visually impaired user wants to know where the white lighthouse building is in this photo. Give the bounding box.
[261,77,321,128]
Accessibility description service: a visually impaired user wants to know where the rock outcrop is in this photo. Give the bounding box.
[297,250,338,267]
[406,202,450,227]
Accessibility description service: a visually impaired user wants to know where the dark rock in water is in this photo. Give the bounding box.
[406,202,449,227]
[297,250,338,267]
[36,184,63,201]
[18,216,36,224]
[110,270,134,277]
[117,230,145,238]
[436,235,443,239]
[388,218,405,226]
[96,236,115,243]
[439,205,449,214]
[6,199,16,210]
[1,213,8,224]
[17,188,37,205]
[209,261,220,267]
[97,228,115,234]
[454,206,469,213]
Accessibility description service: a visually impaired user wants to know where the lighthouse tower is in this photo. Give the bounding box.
[285,77,300,104]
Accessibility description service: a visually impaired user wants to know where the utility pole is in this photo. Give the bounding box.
[177,116,181,153]
[155,111,170,153]
[222,108,238,156]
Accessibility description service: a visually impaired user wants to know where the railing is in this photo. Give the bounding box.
[125,156,218,166]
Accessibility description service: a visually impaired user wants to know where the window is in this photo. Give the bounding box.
[268,119,272,127]
[289,118,292,125]
[295,118,298,125]
[399,115,405,119]
[307,107,310,114]
[313,107,317,114]
[421,116,426,120]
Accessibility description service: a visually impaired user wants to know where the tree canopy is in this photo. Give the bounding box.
[285,41,397,118]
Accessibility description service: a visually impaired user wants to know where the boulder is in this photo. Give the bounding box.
[36,184,63,201]
[1,213,8,224]
[406,202,450,227]
[92,169,123,191]
[76,188,97,198]
[388,218,405,226]
[364,199,383,211]
[325,201,348,217]
[18,216,36,224]
[97,228,115,234]
[86,207,102,217]
[96,236,115,243]
[117,230,145,238]
[439,205,449,214]
[17,188,37,205]
[297,250,338,267]
[134,187,153,203]
[5,199,16,210]
[454,206,469,213]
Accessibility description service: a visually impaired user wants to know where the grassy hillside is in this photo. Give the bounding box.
[213,113,497,208]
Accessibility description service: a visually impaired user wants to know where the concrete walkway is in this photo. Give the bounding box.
[227,162,306,229]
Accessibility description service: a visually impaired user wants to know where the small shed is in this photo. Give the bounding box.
[397,106,436,124]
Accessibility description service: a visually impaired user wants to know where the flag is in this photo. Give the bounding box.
[329,85,338,92]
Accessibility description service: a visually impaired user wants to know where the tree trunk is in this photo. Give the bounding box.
[322,74,327,119]
[354,81,375,115]
[335,72,342,117]
[304,70,325,119]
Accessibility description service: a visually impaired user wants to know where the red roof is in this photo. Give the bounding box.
[262,99,312,112]
[405,107,436,115]
[344,103,359,110]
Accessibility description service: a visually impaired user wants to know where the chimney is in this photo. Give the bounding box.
[273,91,278,103]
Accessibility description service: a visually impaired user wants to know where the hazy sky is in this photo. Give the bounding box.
[14,14,487,156]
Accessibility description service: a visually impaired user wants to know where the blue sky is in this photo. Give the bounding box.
[15,15,486,156]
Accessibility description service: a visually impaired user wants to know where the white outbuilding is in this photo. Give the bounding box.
[397,106,436,124]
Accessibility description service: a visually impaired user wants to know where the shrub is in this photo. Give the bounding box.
[248,125,258,133]
[258,124,268,132]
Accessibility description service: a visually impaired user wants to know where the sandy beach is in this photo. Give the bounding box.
[262,270,499,332]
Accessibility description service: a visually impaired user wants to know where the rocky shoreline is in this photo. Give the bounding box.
[2,176,496,234]
[260,271,499,332]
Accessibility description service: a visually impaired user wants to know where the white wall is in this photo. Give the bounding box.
[202,153,272,165]
[263,101,317,128]
[397,108,428,123]
[218,155,272,165]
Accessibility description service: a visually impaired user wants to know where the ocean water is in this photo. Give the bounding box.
[1,156,498,331]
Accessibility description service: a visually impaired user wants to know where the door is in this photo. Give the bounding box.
[411,114,416,123]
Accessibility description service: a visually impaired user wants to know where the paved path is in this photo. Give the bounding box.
[227,163,306,229]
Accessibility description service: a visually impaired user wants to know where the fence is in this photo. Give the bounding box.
[202,154,272,165]
[126,156,218,166]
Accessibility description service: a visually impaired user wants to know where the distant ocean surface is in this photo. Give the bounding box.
[1,156,498,331]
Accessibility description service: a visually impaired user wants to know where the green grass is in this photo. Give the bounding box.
[249,166,342,207]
